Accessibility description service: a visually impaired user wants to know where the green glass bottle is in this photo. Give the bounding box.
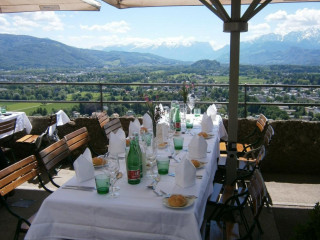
[174,106,181,132]
[134,132,143,179]
[127,136,141,185]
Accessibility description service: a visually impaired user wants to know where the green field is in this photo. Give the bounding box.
[213,76,265,84]
[1,102,76,116]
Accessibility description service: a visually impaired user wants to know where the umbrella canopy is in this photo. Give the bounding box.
[0,0,101,13]
[104,0,319,8]
[103,0,320,183]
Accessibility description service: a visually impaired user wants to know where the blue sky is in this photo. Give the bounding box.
[0,1,319,50]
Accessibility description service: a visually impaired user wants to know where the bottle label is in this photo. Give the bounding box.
[128,170,140,180]
[175,122,181,130]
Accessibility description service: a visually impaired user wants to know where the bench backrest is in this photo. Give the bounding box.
[38,138,70,171]
[0,118,17,136]
[103,118,122,139]
[97,112,110,129]
[64,127,90,152]
[0,155,38,196]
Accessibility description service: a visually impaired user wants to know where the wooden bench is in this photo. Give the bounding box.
[0,155,39,240]
[37,138,70,193]
[220,114,268,156]
[16,114,58,151]
[0,118,17,162]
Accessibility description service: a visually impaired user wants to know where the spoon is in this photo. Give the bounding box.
[146,174,161,189]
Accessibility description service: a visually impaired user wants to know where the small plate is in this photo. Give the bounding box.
[163,196,195,209]
[93,163,107,169]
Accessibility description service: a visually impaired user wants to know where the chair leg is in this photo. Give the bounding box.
[37,174,53,193]
[48,173,60,188]
[1,196,30,240]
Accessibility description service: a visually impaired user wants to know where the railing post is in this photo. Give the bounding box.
[100,83,103,111]
[244,83,247,118]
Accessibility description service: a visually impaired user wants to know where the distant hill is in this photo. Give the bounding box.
[0,34,183,70]
[98,28,320,65]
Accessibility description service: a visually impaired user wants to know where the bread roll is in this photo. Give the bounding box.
[191,159,201,168]
[198,132,208,138]
[92,157,106,166]
[168,194,187,207]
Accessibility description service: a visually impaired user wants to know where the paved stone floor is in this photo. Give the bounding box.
[1,169,319,240]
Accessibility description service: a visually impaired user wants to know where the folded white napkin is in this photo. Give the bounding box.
[188,135,208,160]
[201,112,214,133]
[109,128,126,155]
[156,122,169,144]
[206,104,217,121]
[175,154,196,188]
[129,118,141,137]
[143,113,153,131]
[73,148,94,183]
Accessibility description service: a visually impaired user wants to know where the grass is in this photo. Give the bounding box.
[213,76,265,84]
[1,102,76,115]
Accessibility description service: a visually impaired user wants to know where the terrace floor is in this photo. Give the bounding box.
[1,167,319,240]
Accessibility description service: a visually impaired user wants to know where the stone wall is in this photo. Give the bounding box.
[26,116,320,175]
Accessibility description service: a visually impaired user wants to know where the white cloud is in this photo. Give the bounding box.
[0,16,13,33]
[80,21,130,33]
[265,8,320,36]
[0,12,63,34]
[243,23,272,41]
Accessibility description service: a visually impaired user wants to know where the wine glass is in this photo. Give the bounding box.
[144,132,157,179]
[105,152,120,198]
[187,94,195,115]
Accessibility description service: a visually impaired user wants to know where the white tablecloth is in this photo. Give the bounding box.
[0,112,32,139]
[48,110,71,136]
[25,116,226,240]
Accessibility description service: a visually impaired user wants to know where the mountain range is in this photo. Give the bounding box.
[0,29,319,70]
[98,28,320,65]
[0,34,182,70]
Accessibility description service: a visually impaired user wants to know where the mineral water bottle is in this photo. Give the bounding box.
[134,132,143,179]
[174,106,181,132]
[127,137,141,185]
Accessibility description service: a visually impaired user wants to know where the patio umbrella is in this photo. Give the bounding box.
[0,0,101,13]
[102,0,320,184]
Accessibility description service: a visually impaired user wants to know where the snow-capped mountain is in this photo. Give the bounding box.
[97,28,320,65]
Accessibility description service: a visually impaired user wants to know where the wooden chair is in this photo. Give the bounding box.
[204,183,250,240]
[207,169,268,240]
[96,112,110,129]
[0,118,17,163]
[220,114,268,156]
[103,118,122,139]
[16,114,58,151]
[37,138,70,193]
[218,125,274,170]
[0,155,39,240]
[64,127,90,153]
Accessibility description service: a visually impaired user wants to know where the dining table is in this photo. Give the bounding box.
[25,115,227,240]
[0,111,32,139]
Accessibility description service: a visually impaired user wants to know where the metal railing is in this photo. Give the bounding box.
[0,82,319,118]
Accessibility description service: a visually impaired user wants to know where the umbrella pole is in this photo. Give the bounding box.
[224,0,247,185]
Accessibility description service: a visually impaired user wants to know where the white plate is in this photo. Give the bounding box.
[163,197,195,209]
[93,162,108,168]
[187,154,208,163]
